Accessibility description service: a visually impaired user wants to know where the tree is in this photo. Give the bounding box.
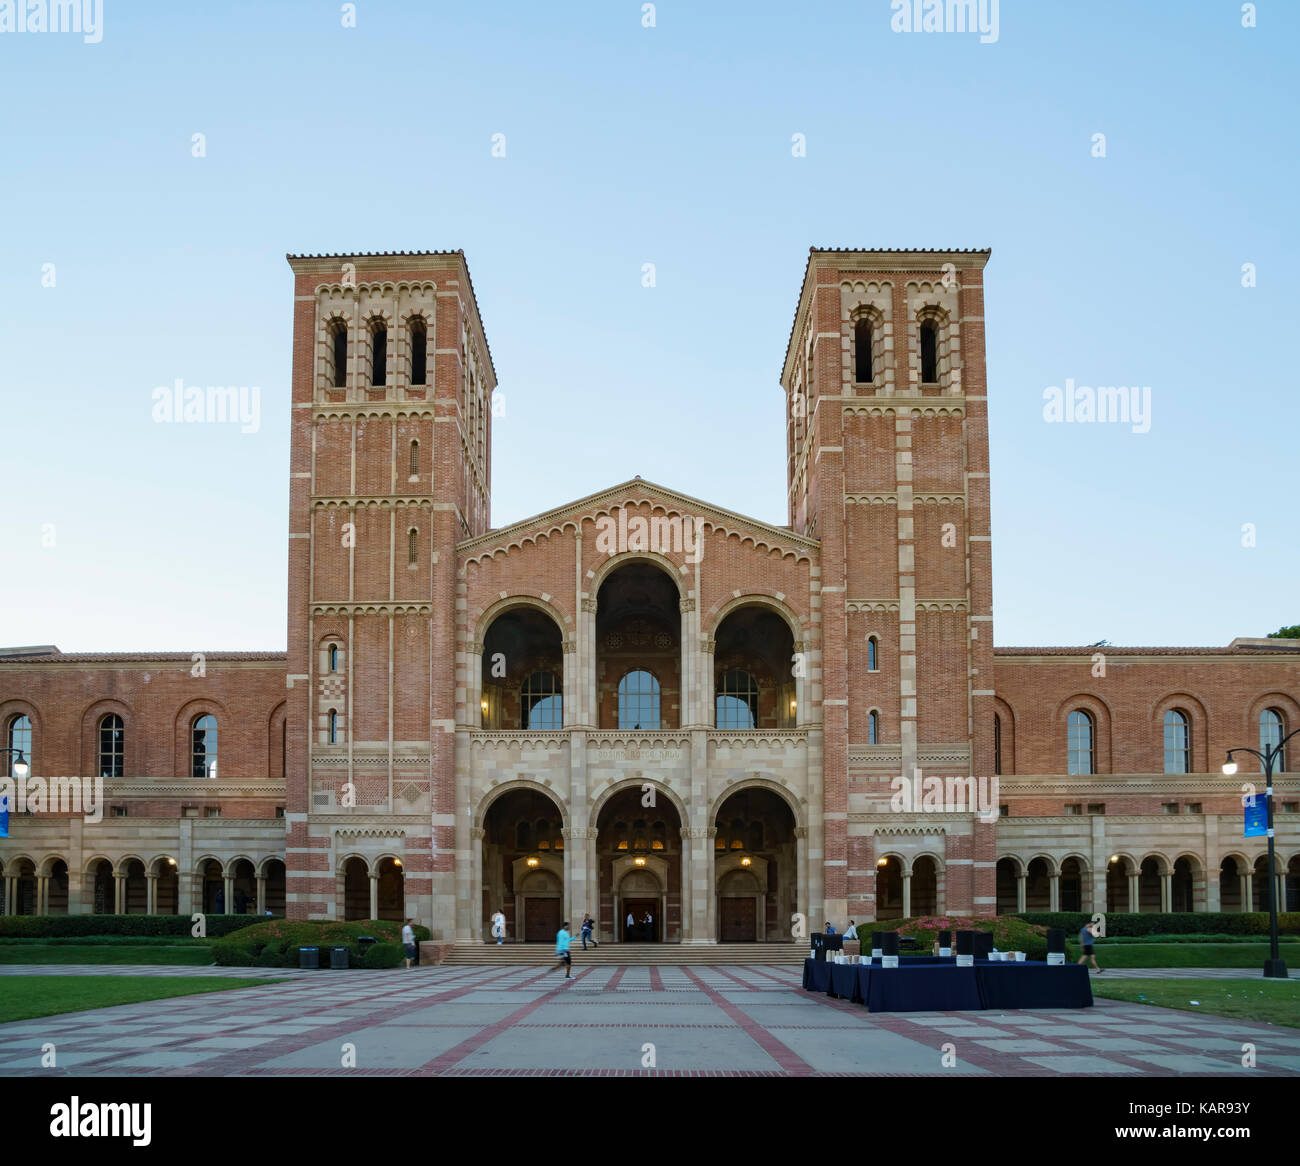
[1267,625,1300,639]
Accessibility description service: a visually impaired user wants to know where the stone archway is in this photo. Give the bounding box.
[482,786,566,942]
[712,786,796,939]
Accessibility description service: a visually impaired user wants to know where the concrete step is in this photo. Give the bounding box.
[436,942,806,966]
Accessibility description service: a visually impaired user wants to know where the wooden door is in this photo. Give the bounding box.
[524,897,561,942]
[719,897,757,942]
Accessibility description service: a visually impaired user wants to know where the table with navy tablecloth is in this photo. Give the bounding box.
[803,958,1091,1012]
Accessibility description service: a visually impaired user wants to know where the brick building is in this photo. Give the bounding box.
[2,248,1297,941]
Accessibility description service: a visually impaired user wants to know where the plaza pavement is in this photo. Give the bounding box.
[0,963,1296,1077]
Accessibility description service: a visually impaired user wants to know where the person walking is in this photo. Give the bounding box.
[1077,921,1102,973]
[626,910,636,942]
[490,907,506,945]
[581,913,598,950]
[401,918,417,969]
[556,920,573,979]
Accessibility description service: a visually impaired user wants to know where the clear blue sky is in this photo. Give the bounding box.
[1,1,1295,651]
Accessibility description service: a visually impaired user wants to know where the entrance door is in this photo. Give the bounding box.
[524,897,561,942]
[720,897,757,942]
[622,898,658,941]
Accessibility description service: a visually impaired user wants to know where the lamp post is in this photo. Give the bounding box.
[1,749,30,779]
[1222,726,1298,979]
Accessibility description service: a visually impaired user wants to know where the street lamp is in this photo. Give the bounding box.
[1222,726,1299,979]
[1,749,29,779]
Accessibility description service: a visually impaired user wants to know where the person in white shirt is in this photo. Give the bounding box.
[626,911,636,941]
[843,920,858,941]
[401,918,417,969]
[490,908,506,945]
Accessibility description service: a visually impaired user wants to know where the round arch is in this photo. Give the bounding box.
[707,777,804,830]
[705,592,804,644]
[1024,853,1059,877]
[590,776,689,833]
[474,593,571,648]
[335,852,372,875]
[475,779,569,832]
[907,850,945,876]
[588,548,684,599]
[113,854,147,877]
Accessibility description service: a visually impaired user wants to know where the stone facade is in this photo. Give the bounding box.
[2,248,1297,938]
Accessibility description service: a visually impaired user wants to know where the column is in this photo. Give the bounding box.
[256,875,267,916]
[36,876,47,915]
[1015,872,1026,913]
[3,875,13,913]
[901,871,912,919]
[796,826,809,931]
[1242,872,1253,912]
[1048,873,1060,912]
[223,874,234,915]
[1160,872,1171,913]
[113,874,125,914]
[1127,872,1138,913]
[469,828,485,939]
[146,875,156,916]
[369,874,379,920]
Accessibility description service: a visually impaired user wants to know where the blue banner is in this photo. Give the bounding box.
[1244,795,1267,838]
[0,791,8,839]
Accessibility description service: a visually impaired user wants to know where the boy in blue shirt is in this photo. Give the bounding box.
[556,922,572,979]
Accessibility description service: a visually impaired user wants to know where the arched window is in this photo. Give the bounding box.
[615,821,629,851]
[854,317,873,383]
[328,644,339,673]
[98,714,124,778]
[330,321,347,388]
[652,821,666,851]
[919,319,938,384]
[1163,709,1190,774]
[409,318,427,385]
[633,819,649,851]
[521,670,562,730]
[7,714,31,777]
[192,714,218,778]
[327,709,339,745]
[516,820,531,851]
[618,670,660,730]
[993,713,1002,776]
[1260,708,1286,770]
[536,818,551,850]
[407,528,418,567]
[409,439,419,477]
[729,818,744,850]
[868,710,879,744]
[1067,710,1094,775]
[867,636,879,671]
[716,669,758,729]
[371,325,387,386]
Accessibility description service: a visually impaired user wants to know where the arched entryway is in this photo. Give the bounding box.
[1106,855,1135,912]
[713,786,796,939]
[911,856,939,916]
[595,560,681,729]
[1171,855,1198,912]
[482,786,566,942]
[995,857,1020,914]
[8,858,37,915]
[712,604,796,729]
[1060,856,1085,912]
[1220,855,1244,911]
[875,855,903,919]
[120,858,147,913]
[1025,857,1051,911]
[263,858,286,916]
[229,858,256,915]
[151,857,179,914]
[1138,856,1164,911]
[342,857,370,921]
[198,859,225,913]
[89,858,114,914]
[376,857,404,920]
[41,858,69,914]
[480,607,564,730]
[597,783,682,942]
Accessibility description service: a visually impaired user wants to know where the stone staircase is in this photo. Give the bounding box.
[434,942,806,966]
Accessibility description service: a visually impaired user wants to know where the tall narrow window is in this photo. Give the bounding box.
[7,714,31,776]
[716,669,758,729]
[868,710,879,744]
[192,714,218,779]
[867,636,879,671]
[409,319,427,385]
[618,670,661,730]
[331,322,347,388]
[920,319,938,383]
[328,709,339,745]
[854,318,873,383]
[522,671,563,730]
[372,326,387,386]
[1163,709,1190,774]
[328,644,339,673]
[99,714,124,779]
[409,439,419,477]
[1067,710,1094,775]
[408,527,418,567]
[993,713,1002,776]
[1260,708,1286,770]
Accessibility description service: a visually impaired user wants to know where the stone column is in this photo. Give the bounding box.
[901,871,912,919]
[680,597,701,727]
[1049,873,1060,912]
[223,874,234,915]
[1160,872,1171,913]
[1015,872,1026,913]
[145,875,156,915]
[1127,872,1139,914]
[36,876,47,916]
[469,828,485,940]
[796,825,810,931]
[256,875,267,916]
[1242,872,1253,912]
[113,874,125,914]
[580,597,598,728]
[369,873,379,921]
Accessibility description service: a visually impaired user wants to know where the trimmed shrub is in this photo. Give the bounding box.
[0,914,264,939]
[1016,912,1300,938]
[855,915,1049,961]
[212,920,430,968]
[0,935,210,946]
[361,942,404,969]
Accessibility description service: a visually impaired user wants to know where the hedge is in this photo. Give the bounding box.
[0,935,211,947]
[1015,912,1300,938]
[0,914,267,939]
[846,915,1050,961]
[211,920,430,969]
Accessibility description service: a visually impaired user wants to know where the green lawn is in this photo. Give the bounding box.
[1068,942,1292,968]
[0,976,284,1023]
[1092,978,1300,1028]
[0,945,215,966]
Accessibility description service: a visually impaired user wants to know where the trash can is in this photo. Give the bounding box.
[330,946,349,969]
[357,936,377,956]
[298,946,319,969]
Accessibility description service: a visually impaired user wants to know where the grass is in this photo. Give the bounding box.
[1067,942,1291,968]
[1093,978,1300,1028]
[0,945,215,966]
[0,976,284,1023]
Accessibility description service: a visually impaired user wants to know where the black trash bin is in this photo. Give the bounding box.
[298,946,319,970]
[357,936,377,956]
[330,946,349,969]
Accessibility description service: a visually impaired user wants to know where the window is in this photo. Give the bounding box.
[328,644,339,673]
[408,527,418,567]
[1162,802,1180,814]
[1260,708,1286,770]
[853,317,873,383]
[522,671,562,730]
[275,806,285,818]
[1186,803,1202,814]
[409,319,427,385]
[615,821,629,851]
[1064,803,1082,815]
[618,670,660,730]
[372,325,388,386]
[1067,710,1094,775]
[204,806,221,818]
[182,805,199,818]
[99,714,124,778]
[192,714,218,779]
[716,669,758,729]
[480,684,502,730]
[7,714,31,776]
[1087,803,1105,815]
[1163,709,1190,774]
[919,319,938,383]
[331,321,347,388]
[867,636,879,671]
[868,710,879,744]
[998,804,1008,817]
[652,821,666,850]
[328,709,339,745]
[1282,802,1299,814]
[409,439,419,477]
[536,818,552,850]
[993,714,1002,776]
